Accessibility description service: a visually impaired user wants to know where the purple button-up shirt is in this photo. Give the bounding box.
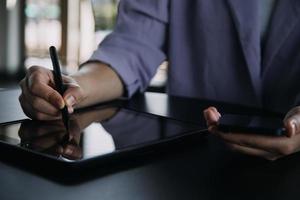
[89,0,300,113]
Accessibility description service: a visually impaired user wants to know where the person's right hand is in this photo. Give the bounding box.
[19,66,86,120]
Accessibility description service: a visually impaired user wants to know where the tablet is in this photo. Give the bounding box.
[0,105,206,169]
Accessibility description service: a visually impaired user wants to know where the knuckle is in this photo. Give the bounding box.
[47,90,59,102]
[28,66,42,74]
[31,98,40,110]
[29,73,41,92]
[29,82,40,94]
[35,112,45,121]
[30,71,43,82]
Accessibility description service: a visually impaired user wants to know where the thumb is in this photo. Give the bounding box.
[284,117,298,137]
[203,106,221,127]
[63,84,85,113]
[284,107,300,137]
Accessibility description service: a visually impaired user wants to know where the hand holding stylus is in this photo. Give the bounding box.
[19,65,85,121]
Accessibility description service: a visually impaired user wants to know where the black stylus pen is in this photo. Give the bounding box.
[49,46,69,132]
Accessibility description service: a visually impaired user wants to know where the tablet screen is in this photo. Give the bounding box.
[0,107,205,162]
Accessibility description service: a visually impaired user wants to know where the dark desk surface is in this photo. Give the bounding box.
[0,89,299,200]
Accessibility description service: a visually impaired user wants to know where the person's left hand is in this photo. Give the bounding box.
[203,106,300,161]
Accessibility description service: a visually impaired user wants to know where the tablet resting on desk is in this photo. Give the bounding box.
[0,105,205,169]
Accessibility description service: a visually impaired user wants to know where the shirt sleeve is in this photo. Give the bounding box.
[88,0,169,97]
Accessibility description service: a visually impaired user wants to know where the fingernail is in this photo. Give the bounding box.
[68,106,74,114]
[65,96,76,107]
[59,100,65,109]
[292,122,296,135]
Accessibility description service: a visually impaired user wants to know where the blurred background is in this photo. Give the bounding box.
[0,0,166,92]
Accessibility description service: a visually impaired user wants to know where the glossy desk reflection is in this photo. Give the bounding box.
[2,90,299,200]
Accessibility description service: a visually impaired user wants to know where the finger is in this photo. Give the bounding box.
[20,92,61,119]
[19,94,61,121]
[63,144,82,160]
[208,125,221,134]
[284,112,300,137]
[203,106,221,118]
[203,107,221,126]
[29,130,66,150]
[21,86,61,117]
[63,84,84,109]
[39,143,64,155]
[284,106,300,121]
[284,119,296,137]
[209,107,221,117]
[68,119,82,140]
[68,106,74,114]
[64,95,76,110]
[18,120,64,140]
[217,132,300,156]
[20,124,65,140]
[226,142,281,161]
[21,80,60,116]
[27,72,65,109]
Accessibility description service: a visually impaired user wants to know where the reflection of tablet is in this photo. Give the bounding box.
[0,106,205,169]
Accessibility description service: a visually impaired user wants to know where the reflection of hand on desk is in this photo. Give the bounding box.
[18,119,82,160]
[18,107,119,160]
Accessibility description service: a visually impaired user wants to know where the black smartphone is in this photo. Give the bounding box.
[218,114,286,136]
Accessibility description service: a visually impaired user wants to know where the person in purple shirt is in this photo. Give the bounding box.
[19,0,300,160]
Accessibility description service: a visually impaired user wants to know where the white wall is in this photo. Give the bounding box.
[0,1,7,73]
